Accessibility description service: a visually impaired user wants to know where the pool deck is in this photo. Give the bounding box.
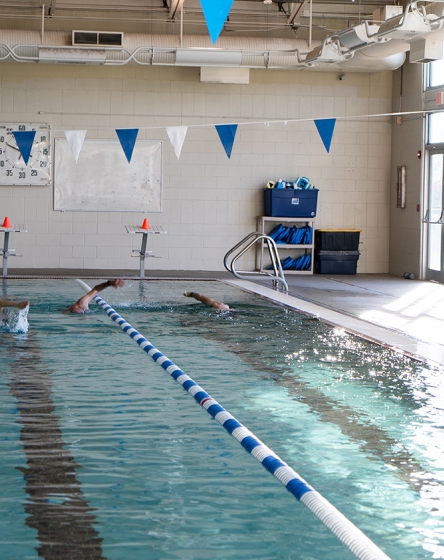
[226,274,444,368]
[5,269,444,368]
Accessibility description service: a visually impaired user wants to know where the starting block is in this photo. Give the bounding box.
[125,224,167,278]
[1,220,27,277]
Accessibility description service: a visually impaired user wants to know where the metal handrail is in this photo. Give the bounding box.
[423,210,444,224]
[224,232,288,293]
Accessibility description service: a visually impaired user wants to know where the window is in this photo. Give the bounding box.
[429,112,444,144]
[428,56,444,88]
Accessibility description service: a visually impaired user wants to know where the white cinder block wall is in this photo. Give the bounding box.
[0,63,393,272]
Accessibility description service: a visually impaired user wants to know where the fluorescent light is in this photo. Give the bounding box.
[38,46,106,64]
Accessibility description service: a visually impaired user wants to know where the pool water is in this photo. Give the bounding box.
[1,279,443,560]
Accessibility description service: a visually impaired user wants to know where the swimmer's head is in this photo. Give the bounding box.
[216,308,237,316]
[69,303,87,314]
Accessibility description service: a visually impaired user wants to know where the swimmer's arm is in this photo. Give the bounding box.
[0,299,29,309]
[184,292,229,311]
[69,279,124,313]
[90,279,125,293]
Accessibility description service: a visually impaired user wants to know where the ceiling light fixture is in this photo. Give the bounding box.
[175,48,242,67]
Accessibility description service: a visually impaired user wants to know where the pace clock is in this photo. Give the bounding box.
[0,123,51,185]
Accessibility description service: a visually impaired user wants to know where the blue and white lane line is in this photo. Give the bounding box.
[76,280,390,560]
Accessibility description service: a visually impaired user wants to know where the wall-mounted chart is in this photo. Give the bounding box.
[54,138,162,212]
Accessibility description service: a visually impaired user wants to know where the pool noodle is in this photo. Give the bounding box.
[76,279,391,560]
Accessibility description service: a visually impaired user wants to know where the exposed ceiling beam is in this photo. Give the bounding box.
[288,0,309,25]
[170,0,185,20]
[47,0,56,17]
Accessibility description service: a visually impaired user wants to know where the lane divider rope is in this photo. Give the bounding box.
[76,279,391,560]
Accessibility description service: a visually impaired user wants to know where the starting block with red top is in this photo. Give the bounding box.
[125,223,167,278]
[0,218,27,276]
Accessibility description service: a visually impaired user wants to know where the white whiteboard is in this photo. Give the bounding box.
[54,138,162,212]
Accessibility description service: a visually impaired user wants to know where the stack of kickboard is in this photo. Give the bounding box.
[314,229,361,274]
[268,223,313,245]
[266,224,312,271]
[266,254,311,271]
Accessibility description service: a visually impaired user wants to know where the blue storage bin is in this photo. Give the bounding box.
[264,188,318,218]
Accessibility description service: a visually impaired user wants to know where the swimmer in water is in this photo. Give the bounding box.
[183,291,230,311]
[69,279,125,313]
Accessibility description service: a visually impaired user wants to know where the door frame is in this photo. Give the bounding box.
[424,145,444,282]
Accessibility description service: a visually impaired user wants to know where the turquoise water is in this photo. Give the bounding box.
[1,279,443,560]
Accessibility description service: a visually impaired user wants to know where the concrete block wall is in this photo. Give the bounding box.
[0,62,393,272]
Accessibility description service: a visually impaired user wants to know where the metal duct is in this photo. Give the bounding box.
[0,27,411,72]
[337,22,380,49]
[1,1,443,72]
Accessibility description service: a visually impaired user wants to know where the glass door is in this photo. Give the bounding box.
[426,151,444,282]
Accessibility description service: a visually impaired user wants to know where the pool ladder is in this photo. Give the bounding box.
[224,232,288,293]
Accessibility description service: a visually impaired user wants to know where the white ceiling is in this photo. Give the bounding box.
[0,0,401,42]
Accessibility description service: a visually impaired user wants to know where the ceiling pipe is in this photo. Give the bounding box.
[0,33,405,72]
[309,0,313,47]
[2,1,444,74]
[180,3,184,46]
[41,3,45,44]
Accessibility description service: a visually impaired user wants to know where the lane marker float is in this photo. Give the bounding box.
[76,279,391,560]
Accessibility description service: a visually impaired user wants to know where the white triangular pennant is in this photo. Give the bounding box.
[166,126,188,160]
[64,130,87,163]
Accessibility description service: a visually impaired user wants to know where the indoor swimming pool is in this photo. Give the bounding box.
[0,279,443,560]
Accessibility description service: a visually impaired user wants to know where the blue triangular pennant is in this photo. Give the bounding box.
[215,124,238,159]
[200,0,234,43]
[115,128,139,163]
[12,130,36,166]
[314,118,336,153]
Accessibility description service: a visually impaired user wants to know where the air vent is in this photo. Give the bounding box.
[72,31,123,47]
[410,37,443,63]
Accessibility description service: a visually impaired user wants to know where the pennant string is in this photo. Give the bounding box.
[48,108,444,162]
[50,108,442,134]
